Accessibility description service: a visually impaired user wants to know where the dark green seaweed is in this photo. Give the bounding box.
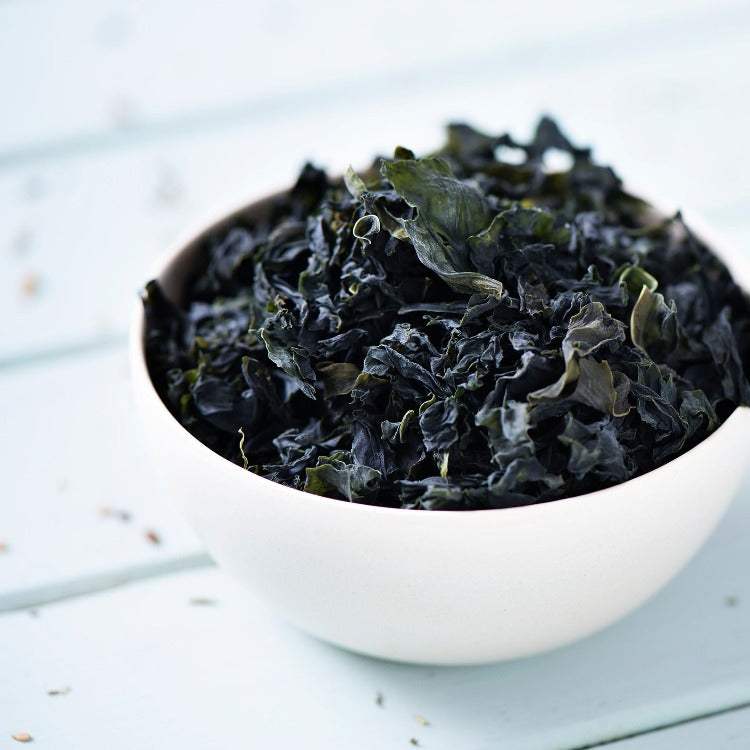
[143,117,750,510]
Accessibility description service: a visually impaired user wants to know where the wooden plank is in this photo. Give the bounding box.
[0,347,206,609]
[1,479,749,750]
[0,0,746,159]
[608,707,750,748]
[2,23,750,364]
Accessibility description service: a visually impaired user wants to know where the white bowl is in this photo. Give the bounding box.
[130,189,750,665]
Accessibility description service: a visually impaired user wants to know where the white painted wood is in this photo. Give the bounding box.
[609,708,750,748]
[0,0,745,158]
[0,348,205,608]
[1,478,749,749]
[2,22,750,363]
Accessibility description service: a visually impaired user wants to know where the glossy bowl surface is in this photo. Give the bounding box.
[130,188,750,665]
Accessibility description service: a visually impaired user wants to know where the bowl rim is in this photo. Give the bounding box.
[129,181,750,520]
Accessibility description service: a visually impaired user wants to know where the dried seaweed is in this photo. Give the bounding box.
[143,117,750,509]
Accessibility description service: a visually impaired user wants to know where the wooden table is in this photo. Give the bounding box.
[2,2,749,747]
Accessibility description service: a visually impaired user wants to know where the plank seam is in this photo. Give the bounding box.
[569,700,750,749]
[0,332,127,372]
[0,551,214,613]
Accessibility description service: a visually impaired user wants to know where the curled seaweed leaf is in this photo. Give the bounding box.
[630,286,677,353]
[344,165,368,200]
[353,214,381,244]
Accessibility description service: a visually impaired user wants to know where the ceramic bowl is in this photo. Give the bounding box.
[130,188,750,665]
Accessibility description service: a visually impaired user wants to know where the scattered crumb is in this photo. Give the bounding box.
[11,732,32,743]
[375,691,384,708]
[0,541,7,553]
[96,11,131,46]
[10,227,33,256]
[56,477,69,493]
[414,714,430,727]
[409,739,419,747]
[24,176,46,202]
[47,685,71,696]
[18,272,40,297]
[189,598,217,606]
[109,98,137,128]
[98,507,131,522]
[27,609,39,619]
[153,165,183,207]
[726,596,739,607]
[145,530,161,545]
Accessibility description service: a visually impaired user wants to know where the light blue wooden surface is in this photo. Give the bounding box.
[1,485,749,749]
[0,350,205,610]
[2,2,749,746]
[610,708,750,749]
